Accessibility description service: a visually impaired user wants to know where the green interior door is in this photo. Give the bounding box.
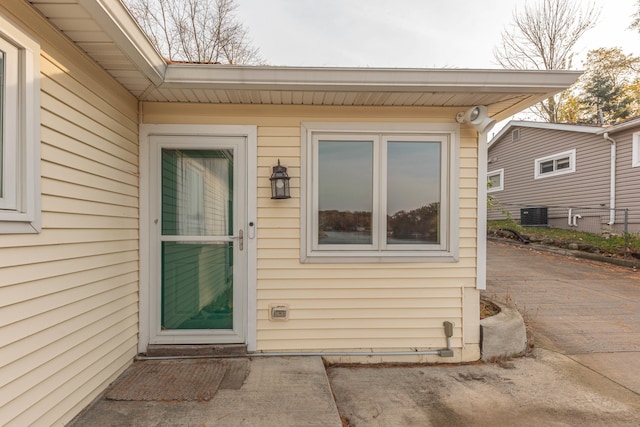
[154,138,245,343]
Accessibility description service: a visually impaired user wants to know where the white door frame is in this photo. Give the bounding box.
[139,124,257,353]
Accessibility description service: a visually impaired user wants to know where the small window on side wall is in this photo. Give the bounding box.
[534,149,576,180]
[487,169,504,193]
[0,15,41,234]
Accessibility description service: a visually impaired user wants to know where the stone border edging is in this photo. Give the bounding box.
[488,237,640,269]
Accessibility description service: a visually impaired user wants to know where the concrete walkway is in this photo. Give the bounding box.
[70,241,640,426]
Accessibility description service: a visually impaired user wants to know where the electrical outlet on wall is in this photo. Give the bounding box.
[269,304,289,321]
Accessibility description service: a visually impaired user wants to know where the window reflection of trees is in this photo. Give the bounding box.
[318,202,440,243]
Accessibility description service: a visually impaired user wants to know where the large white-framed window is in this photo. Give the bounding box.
[0,14,41,233]
[301,122,459,263]
[632,132,640,168]
[487,168,504,192]
[534,149,576,180]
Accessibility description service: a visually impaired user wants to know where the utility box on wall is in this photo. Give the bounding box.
[520,207,548,226]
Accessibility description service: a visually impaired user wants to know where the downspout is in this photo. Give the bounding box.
[475,121,496,290]
[603,133,616,225]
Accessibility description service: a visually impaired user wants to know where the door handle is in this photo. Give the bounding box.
[230,229,243,250]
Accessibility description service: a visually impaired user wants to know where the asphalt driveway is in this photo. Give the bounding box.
[484,240,640,394]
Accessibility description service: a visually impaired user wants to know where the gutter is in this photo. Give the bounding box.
[160,65,581,101]
[77,0,167,86]
[603,132,617,225]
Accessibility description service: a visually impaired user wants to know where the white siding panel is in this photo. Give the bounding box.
[41,127,137,175]
[42,178,138,207]
[0,2,139,425]
[41,110,137,165]
[42,92,137,155]
[0,228,137,248]
[0,241,138,268]
[42,160,137,195]
[142,103,478,360]
[0,251,138,288]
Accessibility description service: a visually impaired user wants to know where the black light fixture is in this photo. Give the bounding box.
[270,159,291,199]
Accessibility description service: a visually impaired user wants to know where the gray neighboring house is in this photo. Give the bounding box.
[487,118,640,233]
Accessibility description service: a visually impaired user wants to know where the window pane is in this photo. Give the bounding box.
[162,241,233,330]
[540,160,554,174]
[488,174,501,189]
[387,141,440,244]
[318,141,373,245]
[162,149,233,236]
[556,157,570,170]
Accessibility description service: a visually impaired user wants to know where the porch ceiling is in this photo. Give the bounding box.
[27,0,581,121]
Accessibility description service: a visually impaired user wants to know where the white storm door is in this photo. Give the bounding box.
[149,135,246,344]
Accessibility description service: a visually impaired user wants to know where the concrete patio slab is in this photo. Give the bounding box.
[69,356,342,427]
[328,349,640,427]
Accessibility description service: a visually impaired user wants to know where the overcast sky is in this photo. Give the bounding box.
[236,0,639,69]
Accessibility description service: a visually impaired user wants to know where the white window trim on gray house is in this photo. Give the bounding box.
[534,149,576,180]
[301,122,460,263]
[0,13,41,234]
[487,168,504,193]
[633,132,640,168]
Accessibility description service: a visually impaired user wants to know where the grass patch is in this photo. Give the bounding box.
[488,220,640,257]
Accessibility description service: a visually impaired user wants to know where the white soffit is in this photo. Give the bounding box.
[28,0,581,119]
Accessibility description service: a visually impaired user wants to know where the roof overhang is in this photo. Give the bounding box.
[28,0,581,120]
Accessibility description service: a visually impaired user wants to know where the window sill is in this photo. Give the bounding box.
[533,169,575,180]
[0,220,41,234]
[301,251,459,263]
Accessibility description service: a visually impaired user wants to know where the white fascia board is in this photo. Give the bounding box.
[77,0,166,86]
[597,117,640,135]
[161,65,581,94]
[489,120,602,148]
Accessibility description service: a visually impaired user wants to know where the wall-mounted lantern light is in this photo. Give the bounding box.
[270,159,291,199]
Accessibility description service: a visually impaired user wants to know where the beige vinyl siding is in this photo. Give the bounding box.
[613,127,640,232]
[0,2,139,426]
[143,103,480,362]
[488,127,610,222]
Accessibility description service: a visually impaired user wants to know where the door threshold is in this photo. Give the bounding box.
[144,344,247,358]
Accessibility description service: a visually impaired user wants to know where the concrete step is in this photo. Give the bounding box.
[144,344,247,358]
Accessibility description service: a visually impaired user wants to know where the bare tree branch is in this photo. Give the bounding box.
[631,0,640,33]
[494,0,599,122]
[123,0,263,64]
